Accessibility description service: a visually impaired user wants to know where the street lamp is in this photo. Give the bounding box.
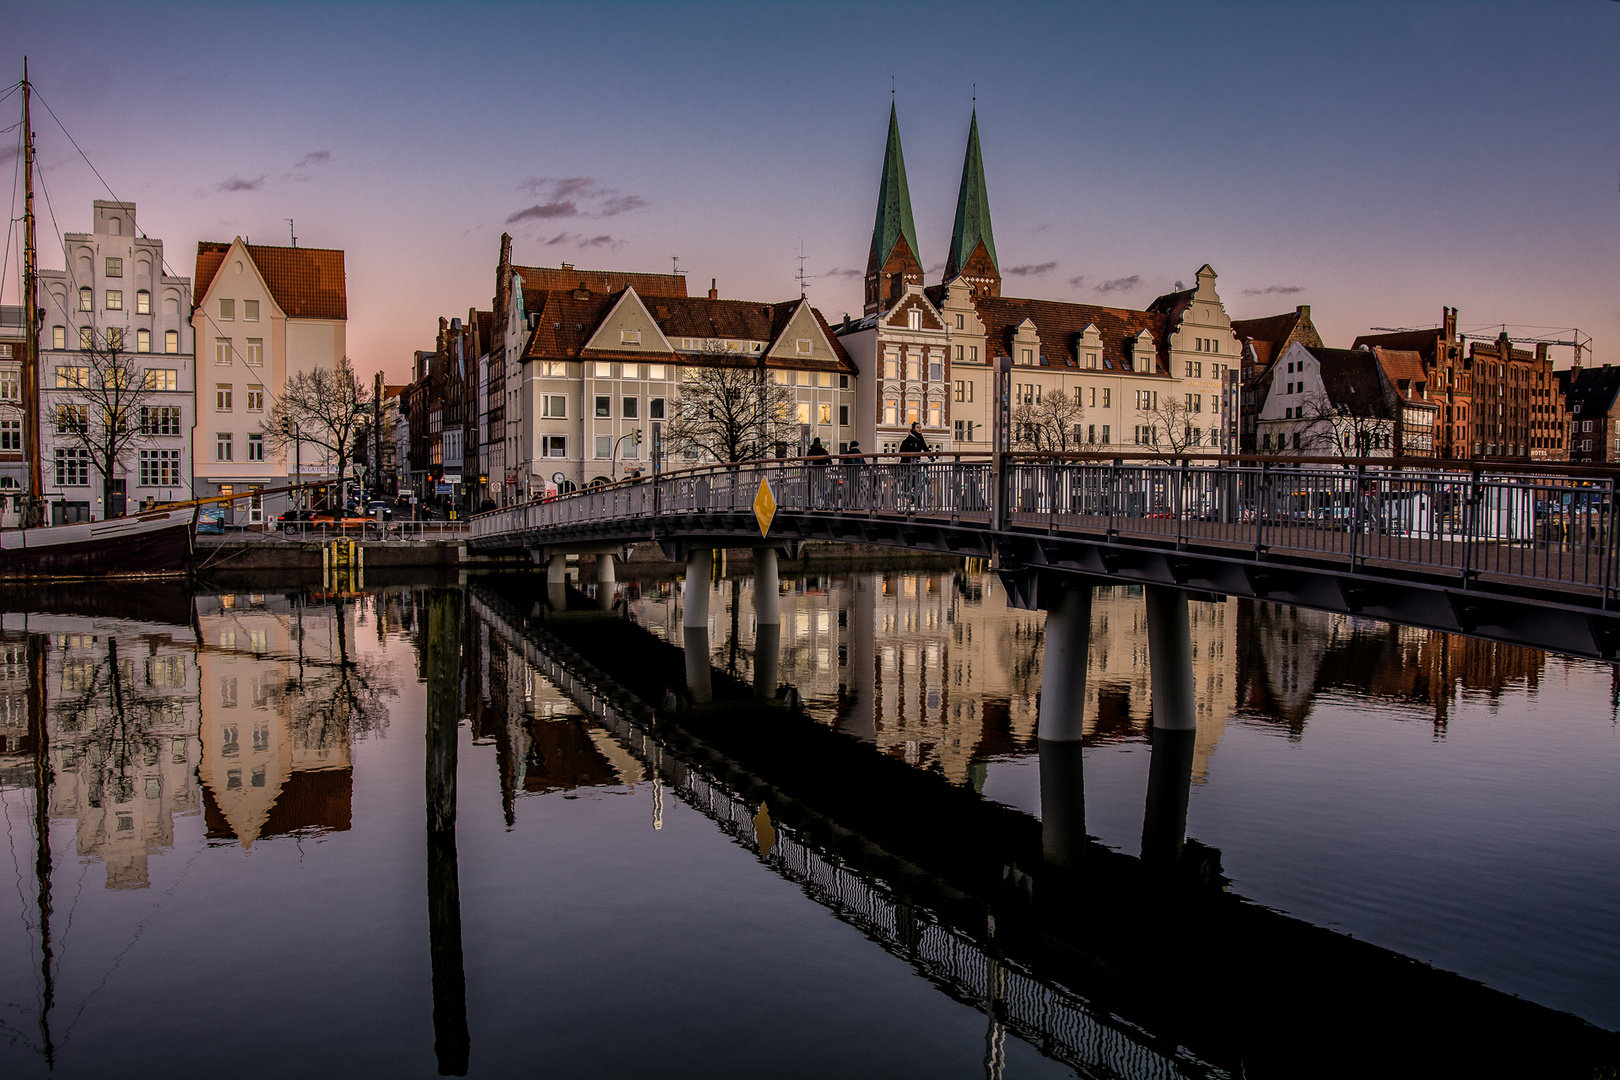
[282,418,301,508]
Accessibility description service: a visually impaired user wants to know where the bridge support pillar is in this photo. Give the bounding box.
[1144,585,1196,732]
[683,627,713,705]
[752,548,781,698]
[546,553,567,613]
[683,550,712,629]
[596,553,616,611]
[1038,739,1087,870]
[1037,585,1093,742]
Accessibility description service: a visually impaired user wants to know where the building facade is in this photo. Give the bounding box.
[35,201,194,523]
[0,305,25,519]
[1557,364,1620,464]
[1466,332,1564,461]
[191,239,346,518]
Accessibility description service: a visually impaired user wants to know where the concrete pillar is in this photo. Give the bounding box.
[1144,585,1196,732]
[546,553,566,584]
[1140,726,1197,867]
[752,547,780,626]
[753,623,781,699]
[683,549,712,629]
[1037,585,1093,742]
[683,626,713,705]
[1038,739,1087,870]
[596,552,616,611]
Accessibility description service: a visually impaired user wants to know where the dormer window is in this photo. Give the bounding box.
[620,329,640,345]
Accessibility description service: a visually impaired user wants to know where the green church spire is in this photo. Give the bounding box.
[944,109,999,286]
[866,103,922,285]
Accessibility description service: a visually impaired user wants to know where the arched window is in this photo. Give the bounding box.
[78,287,92,312]
[51,326,65,350]
[109,217,121,235]
[136,328,151,353]
[79,326,94,350]
[136,290,151,315]
[164,330,178,354]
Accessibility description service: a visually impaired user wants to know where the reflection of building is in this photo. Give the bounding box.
[195,593,354,847]
[631,569,1236,786]
[0,614,201,890]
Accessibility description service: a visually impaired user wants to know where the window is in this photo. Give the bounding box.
[0,419,19,450]
[106,290,122,311]
[543,395,567,418]
[650,397,665,419]
[139,449,182,486]
[80,327,94,350]
[883,399,898,426]
[132,289,151,316]
[1020,348,1033,365]
[105,257,122,277]
[621,329,641,345]
[106,328,124,351]
[219,299,234,320]
[954,419,975,442]
[136,328,151,352]
[543,435,567,458]
[795,338,812,354]
[79,287,92,311]
[818,403,832,425]
[216,385,232,411]
[140,406,182,435]
[247,433,264,461]
[144,368,177,392]
[216,432,233,461]
[1100,425,1110,444]
[55,366,87,388]
[1185,361,1195,377]
[908,309,921,330]
[52,326,65,349]
[1087,352,1098,369]
[930,361,943,382]
[968,346,978,362]
[54,447,89,486]
[594,396,610,418]
[645,364,666,380]
[215,338,231,365]
[0,369,16,400]
[884,352,899,379]
[246,385,264,411]
[906,356,920,381]
[927,401,942,427]
[542,361,569,377]
[593,362,614,378]
[594,435,612,458]
[622,397,638,419]
[839,404,849,426]
[244,299,259,321]
[164,330,178,354]
[246,339,263,366]
[796,402,811,425]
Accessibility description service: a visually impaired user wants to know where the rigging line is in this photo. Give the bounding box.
[0,786,43,1000]
[33,89,124,225]
[2,121,19,309]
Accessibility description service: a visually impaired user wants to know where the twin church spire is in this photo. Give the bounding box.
[862,104,1001,315]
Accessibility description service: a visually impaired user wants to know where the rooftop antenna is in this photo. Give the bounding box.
[795,240,809,298]
[287,218,297,247]
[671,255,685,277]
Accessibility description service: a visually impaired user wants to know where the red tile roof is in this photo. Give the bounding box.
[1371,347,1436,405]
[194,241,347,320]
[943,289,1171,373]
[512,264,687,300]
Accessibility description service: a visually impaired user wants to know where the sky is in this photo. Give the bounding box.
[2,0,1618,382]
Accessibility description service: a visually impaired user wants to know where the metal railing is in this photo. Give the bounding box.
[470,453,1620,601]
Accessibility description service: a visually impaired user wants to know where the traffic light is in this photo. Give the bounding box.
[634,428,643,446]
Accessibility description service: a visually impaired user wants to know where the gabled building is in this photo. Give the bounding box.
[1465,331,1564,461]
[191,238,346,516]
[1557,364,1620,464]
[1353,307,1469,459]
[1232,305,1322,453]
[0,305,25,517]
[1256,345,1393,456]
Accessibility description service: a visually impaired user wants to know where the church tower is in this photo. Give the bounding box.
[943,109,1000,298]
[863,104,924,315]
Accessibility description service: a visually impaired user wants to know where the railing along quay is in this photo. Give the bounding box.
[471,452,1620,606]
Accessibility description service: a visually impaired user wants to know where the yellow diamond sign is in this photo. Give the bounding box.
[753,476,777,537]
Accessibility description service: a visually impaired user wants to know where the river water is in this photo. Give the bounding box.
[0,566,1616,1078]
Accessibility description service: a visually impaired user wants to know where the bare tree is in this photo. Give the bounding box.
[1139,392,1206,456]
[1011,388,1084,451]
[262,356,373,497]
[664,347,797,464]
[1294,392,1392,458]
[50,337,157,517]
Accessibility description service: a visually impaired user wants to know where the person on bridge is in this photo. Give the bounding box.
[806,437,831,507]
[899,422,932,510]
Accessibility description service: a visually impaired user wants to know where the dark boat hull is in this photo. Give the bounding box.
[0,507,194,579]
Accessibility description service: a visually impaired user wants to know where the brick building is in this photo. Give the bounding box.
[1465,331,1565,461]
[1557,364,1620,464]
[1353,308,1470,459]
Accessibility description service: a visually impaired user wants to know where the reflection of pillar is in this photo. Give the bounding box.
[683,626,713,705]
[426,588,469,1076]
[596,552,616,611]
[754,623,781,699]
[841,573,879,743]
[683,550,712,629]
[983,956,1007,1080]
[1037,585,1093,741]
[1038,739,1086,869]
[1140,726,1196,867]
[1144,585,1196,731]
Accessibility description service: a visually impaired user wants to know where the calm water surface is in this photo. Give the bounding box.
[0,567,1616,1077]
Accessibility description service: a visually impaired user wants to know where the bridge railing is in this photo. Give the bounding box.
[472,453,1620,598]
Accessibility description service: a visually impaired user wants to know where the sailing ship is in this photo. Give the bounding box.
[1,60,196,579]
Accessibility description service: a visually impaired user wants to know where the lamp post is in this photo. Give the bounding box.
[282,418,301,508]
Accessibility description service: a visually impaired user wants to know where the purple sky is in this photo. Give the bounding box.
[3,1,1617,381]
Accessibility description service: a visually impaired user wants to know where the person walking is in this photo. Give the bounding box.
[806,436,831,507]
[899,422,931,510]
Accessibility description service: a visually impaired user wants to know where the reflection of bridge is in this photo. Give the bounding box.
[470,455,1620,660]
[464,580,1620,1079]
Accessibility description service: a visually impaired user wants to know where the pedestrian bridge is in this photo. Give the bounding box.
[470,453,1620,661]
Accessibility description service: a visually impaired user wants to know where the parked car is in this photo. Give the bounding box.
[196,508,226,534]
[276,509,315,532]
[309,509,374,530]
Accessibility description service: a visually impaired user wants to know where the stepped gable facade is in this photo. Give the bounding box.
[1232,306,1322,452]
[1353,307,1470,459]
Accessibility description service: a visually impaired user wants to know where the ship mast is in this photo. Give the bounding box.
[21,59,43,527]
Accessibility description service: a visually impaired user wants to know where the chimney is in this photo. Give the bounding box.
[708,278,718,301]
[561,262,573,270]
[1296,304,1310,320]
[1443,306,1458,342]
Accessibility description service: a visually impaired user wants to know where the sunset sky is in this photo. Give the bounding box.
[4,1,1617,381]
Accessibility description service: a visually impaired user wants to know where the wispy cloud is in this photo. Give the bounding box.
[820,267,862,280]
[1006,261,1057,277]
[1094,275,1142,296]
[216,175,266,193]
[512,176,648,224]
[294,150,331,168]
[1243,284,1304,296]
[926,262,946,276]
[1067,275,1086,288]
[544,231,618,249]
